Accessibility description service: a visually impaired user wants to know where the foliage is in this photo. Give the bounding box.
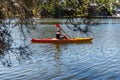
[40,3,55,18]
[0,0,34,66]
[17,0,117,18]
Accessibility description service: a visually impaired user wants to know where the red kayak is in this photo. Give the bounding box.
[31,37,93,44]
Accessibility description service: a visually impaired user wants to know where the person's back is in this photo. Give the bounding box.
[56,30,61,39]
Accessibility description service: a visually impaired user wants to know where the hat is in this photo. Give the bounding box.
[55,23,60,28]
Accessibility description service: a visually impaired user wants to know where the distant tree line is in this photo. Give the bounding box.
[29,0,120,18]
[0,0,120,18]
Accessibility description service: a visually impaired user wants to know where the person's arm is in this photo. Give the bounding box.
[61,34,70,39]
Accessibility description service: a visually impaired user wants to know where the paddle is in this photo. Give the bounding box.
[55,23,71,38]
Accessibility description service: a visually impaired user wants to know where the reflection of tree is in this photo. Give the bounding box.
[54,44,60,60]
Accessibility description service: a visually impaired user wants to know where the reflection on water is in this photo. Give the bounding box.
[0,19,120,80]
[55,44,61,60]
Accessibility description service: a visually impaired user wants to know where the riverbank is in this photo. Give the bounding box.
[90,16,120,19]
[32,18,120,25]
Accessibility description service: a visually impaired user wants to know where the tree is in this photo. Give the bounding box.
[0,0,34,66]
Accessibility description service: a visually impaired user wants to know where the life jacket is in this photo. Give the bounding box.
[56,31,61,39]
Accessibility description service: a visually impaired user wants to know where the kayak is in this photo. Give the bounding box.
[31,37,93,44]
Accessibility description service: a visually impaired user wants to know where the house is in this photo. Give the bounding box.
[113,0,120,17]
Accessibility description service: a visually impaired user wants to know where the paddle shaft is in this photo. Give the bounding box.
[59,27,71,38]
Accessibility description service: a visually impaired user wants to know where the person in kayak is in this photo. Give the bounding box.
[56,29,68,39]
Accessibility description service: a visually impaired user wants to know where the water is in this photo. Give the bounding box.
[1,19,120,80]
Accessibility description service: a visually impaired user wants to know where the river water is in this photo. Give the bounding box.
[1,19,120,80]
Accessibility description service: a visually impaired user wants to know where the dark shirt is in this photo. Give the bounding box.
[56,31,61,39]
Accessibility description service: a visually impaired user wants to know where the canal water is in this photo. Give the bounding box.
[0,19,120,80]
